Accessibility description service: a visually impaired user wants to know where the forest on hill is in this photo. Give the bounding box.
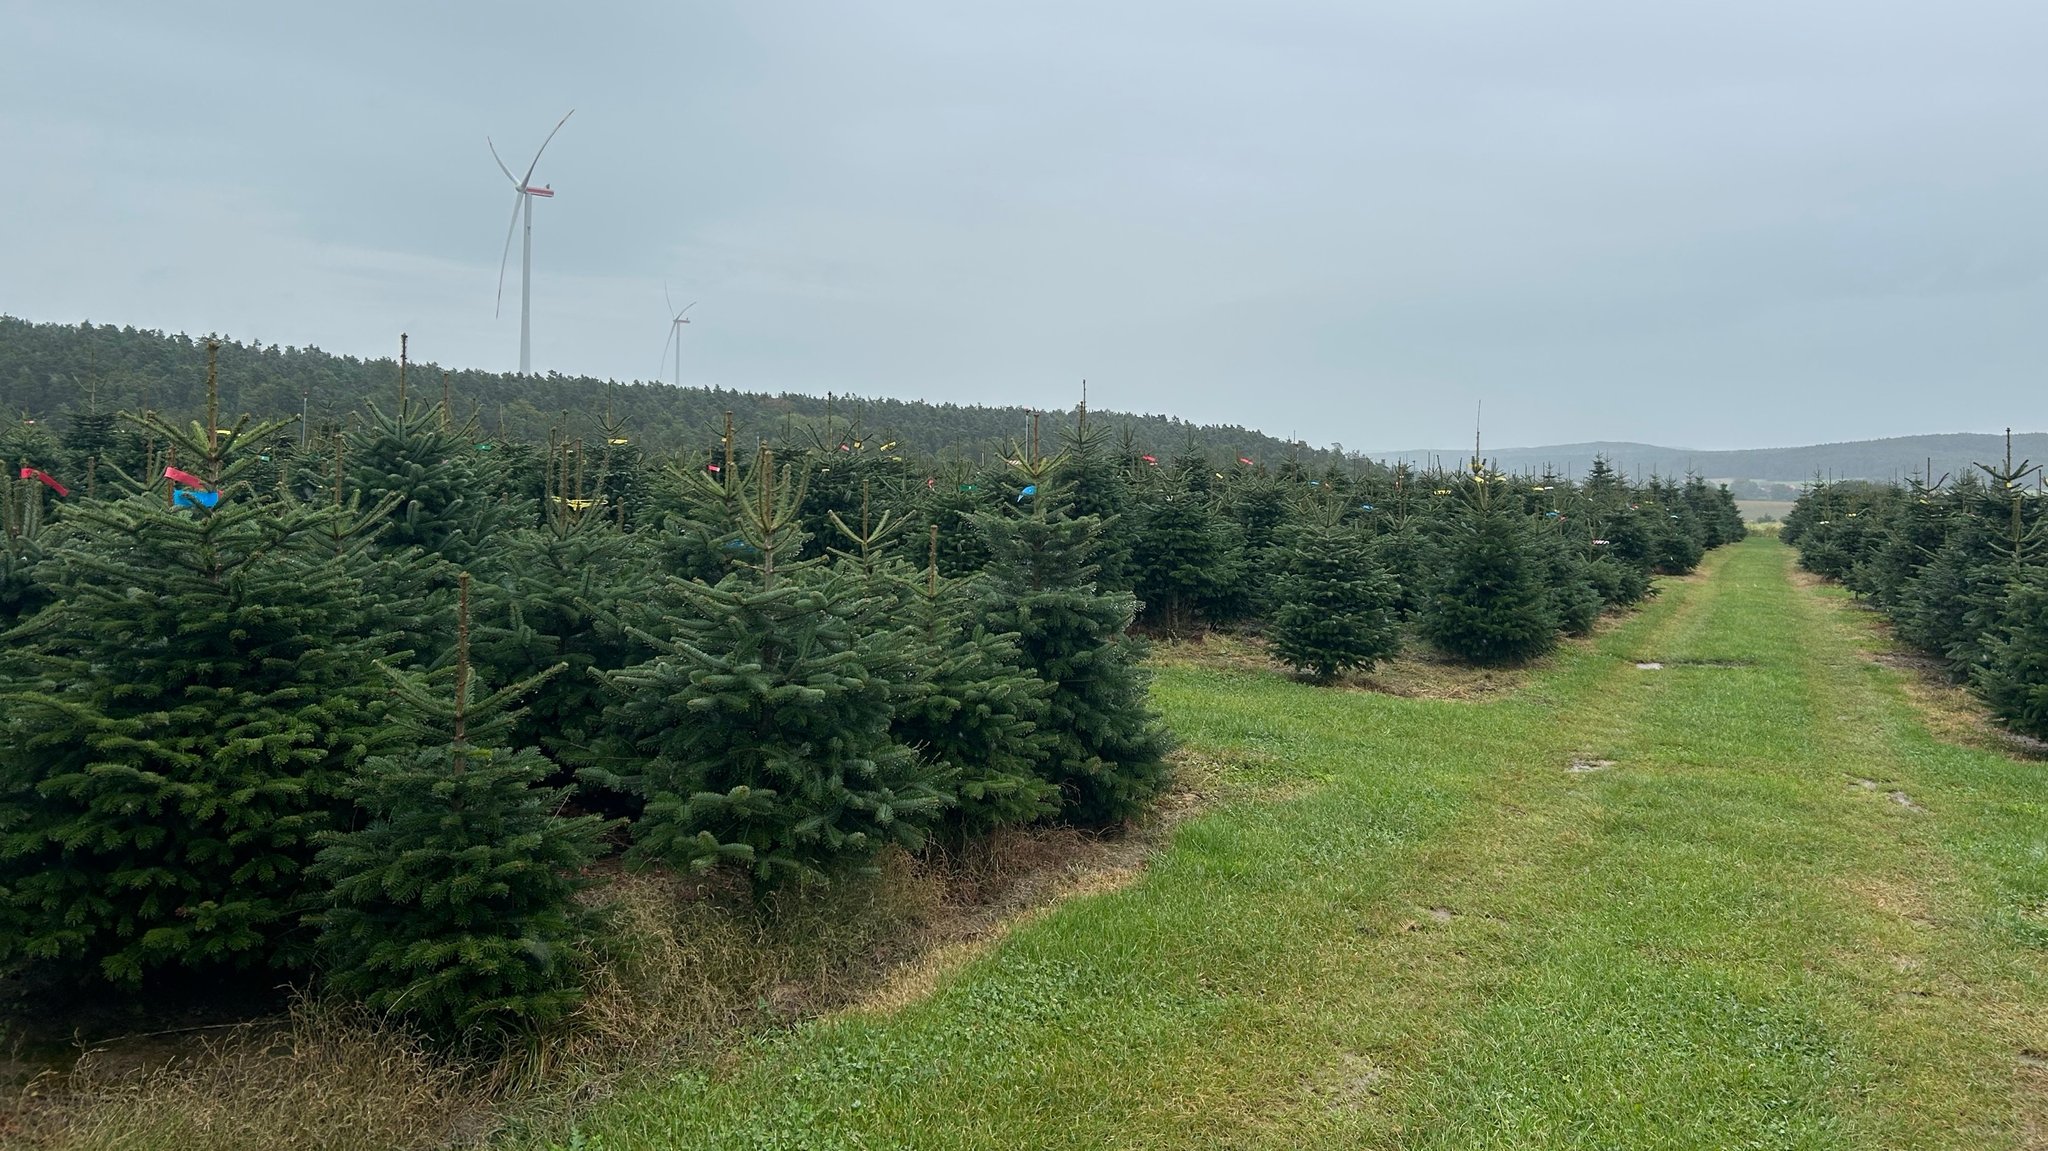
[0,316,1345,469]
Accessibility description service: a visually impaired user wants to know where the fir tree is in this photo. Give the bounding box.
[898,532,1058,834]
[1422,503,1560,665]
[1269,522,1400,682]
[0,468,52,626]
[347,396,504,566]
[1057,417,1135,592]
[1974,566,2048,739]
[973,460,1172,824]
[0,397,386,985]
[1532,527,1606,637]
[311,574,610,1043]
[591,451,953,885]
[1371,521,1435,622]
[1215,470,1293,622]
[1129,477,1237,632]
[470,514,660,768]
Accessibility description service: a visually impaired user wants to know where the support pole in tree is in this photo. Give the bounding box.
[453,571,470,762]
[398,333,409,412]
[204,340,222,487]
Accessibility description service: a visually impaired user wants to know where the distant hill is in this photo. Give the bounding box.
[1373,435,2048,485]
[0,316,1340,467]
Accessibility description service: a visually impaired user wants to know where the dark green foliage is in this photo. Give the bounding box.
[61,409,119,476]
[897,572,1059,834]
[1789,445,2047,741]
[1057,420,1134,591]
[1214,471,1294,622]
[1975,568,2048,739]
[1534,531,1606,637]
[0,413,384,986]
[1371,524,1435,621]
[597,566,953,882]
[1582,553,1652,607]
[346,399,505,565]
[311,580,609,1044]
[470,517,660,765]
[973,472,1171,824]
[0,471,52,626]
[1270,524,1400,681]
[0,316,1352,474]
[1422,506,1560,665]
[1130,480,1238,632]
[591,458,953,884]
[1893,532,1983,676]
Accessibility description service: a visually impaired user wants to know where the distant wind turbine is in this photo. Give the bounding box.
[489,109,573,376]
[660,285,696,388]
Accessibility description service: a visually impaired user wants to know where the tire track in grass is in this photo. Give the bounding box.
[1322,538,2048,1149]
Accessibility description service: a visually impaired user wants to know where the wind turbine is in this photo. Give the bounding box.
[490,109,573,376]
[660,285,696,388]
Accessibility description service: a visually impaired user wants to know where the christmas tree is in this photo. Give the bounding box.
[346,394,504,567]
[0,467,53,626]
[0,381,386,985]
[591,450,953,885]
[469,510,660,770]
[972,459,1171,824]
[897,530,1058,834]
[1269,521,1400,682]
[1421,501,1560,665]
[311,574,610,1043]
[1975,566,2048,739]
[1056,416,1135,592]
[1130,476,1238,633]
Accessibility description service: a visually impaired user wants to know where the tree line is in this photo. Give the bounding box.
[1783,442,2047,740]
[0,315,1352,470]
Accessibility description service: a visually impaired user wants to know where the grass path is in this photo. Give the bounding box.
[530,537,2048,1149]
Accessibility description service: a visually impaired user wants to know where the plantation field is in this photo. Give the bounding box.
[531,535,2048,1149]
[1736,498,1798,522]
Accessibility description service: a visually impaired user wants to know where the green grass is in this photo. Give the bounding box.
[519,537,2048,1149]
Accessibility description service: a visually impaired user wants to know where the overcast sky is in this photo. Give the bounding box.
[4,1,2045,450]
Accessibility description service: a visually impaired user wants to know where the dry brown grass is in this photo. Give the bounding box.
[1151,628,1543,700]
[7,1003,494,1151]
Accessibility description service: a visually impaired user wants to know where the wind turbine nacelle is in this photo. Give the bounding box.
[523,185,556,198]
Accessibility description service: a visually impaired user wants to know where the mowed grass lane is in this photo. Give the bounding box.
[527,537,2048,1149]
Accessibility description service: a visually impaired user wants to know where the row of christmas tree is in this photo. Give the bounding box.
[1782,442,2047,738]
[0,379,1741,1041]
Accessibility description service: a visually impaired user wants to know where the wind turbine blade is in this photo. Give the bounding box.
[681,301,698,317]
[494,191,522,318]
[665,281,675,315]
[660,322,677,375]
[520,108,575,187]
[487,137,518,186]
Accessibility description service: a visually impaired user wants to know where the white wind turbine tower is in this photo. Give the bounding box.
[490,109,574,376]
[660,285,696,388]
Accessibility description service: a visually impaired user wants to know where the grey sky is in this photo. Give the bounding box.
[4,1,2044,450]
